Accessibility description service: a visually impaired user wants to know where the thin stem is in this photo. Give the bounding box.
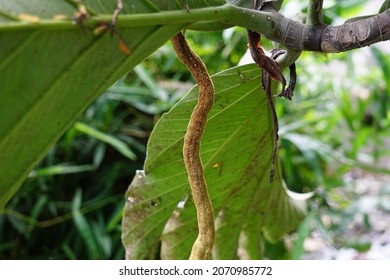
[112,0,123,24]
[1,4,389,53]
[0,5,232,32]
[171,32,215,260]
[306,0,324,26]
[272,0,285,11]
[276,49,301,68]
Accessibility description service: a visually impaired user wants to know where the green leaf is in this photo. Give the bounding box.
[379,0,390,12]
[371,46,390,90]
[72,188,99,259]
[0,1,188,212]
[122,64,306,260]
[28,163,95,178]
[0,0,283,212]
[73,122,136,160]
[290,212,315,260]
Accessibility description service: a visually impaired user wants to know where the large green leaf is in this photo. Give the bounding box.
[0,0,230,212]
[122,64,306,260]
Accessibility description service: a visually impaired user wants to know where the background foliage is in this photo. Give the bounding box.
[1,0,390,259]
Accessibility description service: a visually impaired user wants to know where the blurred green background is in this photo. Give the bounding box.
[1,0,390,259]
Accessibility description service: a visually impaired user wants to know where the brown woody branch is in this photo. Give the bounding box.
[228,7,390,53]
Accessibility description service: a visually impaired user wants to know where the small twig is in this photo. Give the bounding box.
[275,48,301,69]
[111,0,123,26]
[171,32,215,260]
[272,49,298,100]
[92,1,130,55]
[72,1,89,30]
[307,0,324,26]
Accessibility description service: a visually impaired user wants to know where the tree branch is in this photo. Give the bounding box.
[229,7,390,53]
[2,3,389,53]
[320,9,390,52]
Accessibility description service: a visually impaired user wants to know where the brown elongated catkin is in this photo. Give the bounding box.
[171,32,215,260]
